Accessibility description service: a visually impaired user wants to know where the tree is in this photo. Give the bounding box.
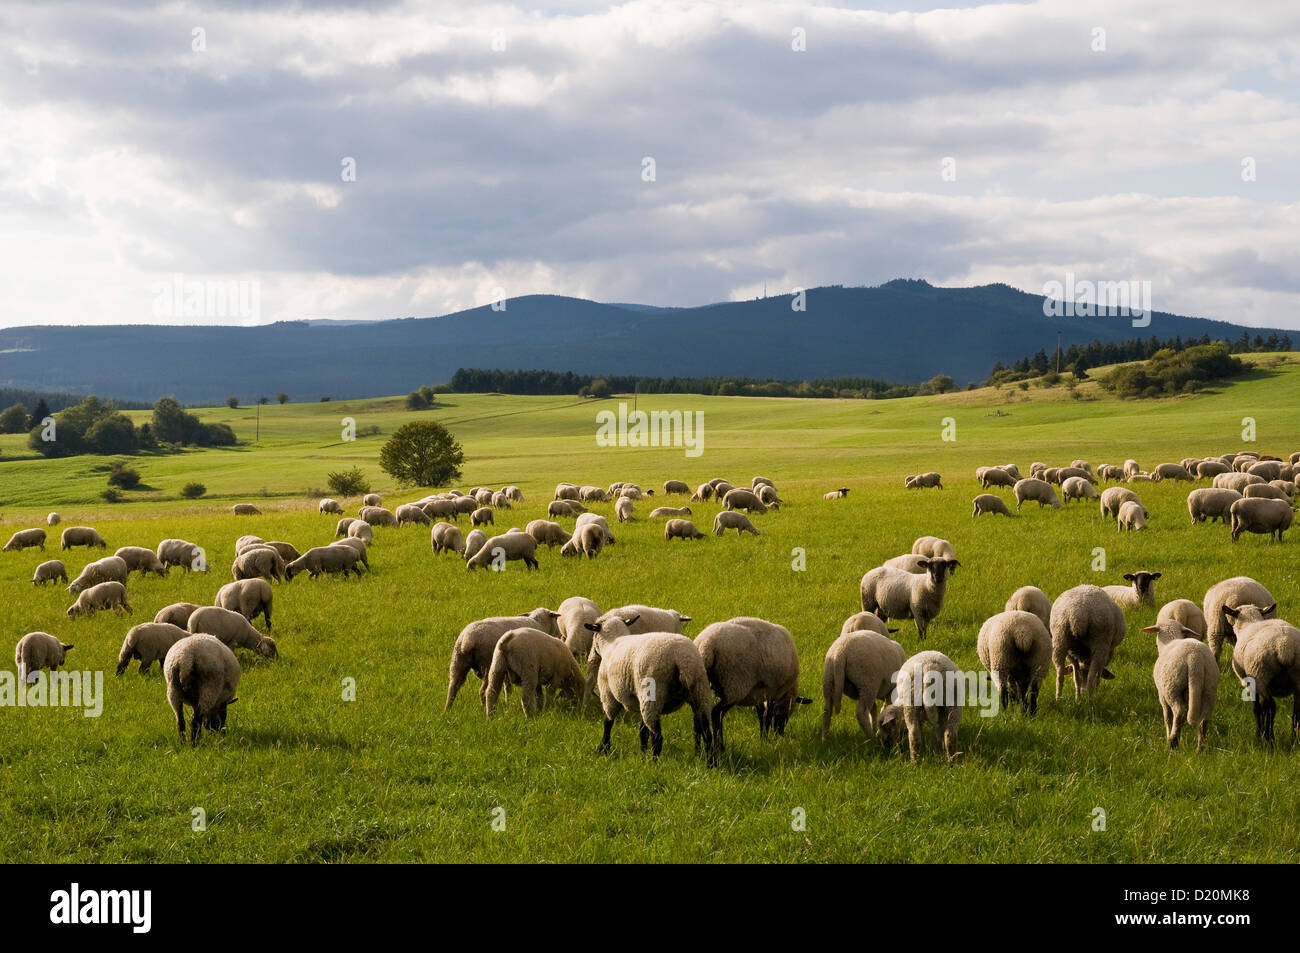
[378,421,464,487]
[587,378,611,398]
[406,391,430,410]
[152,397,194,444]
[180,482,206,499]
[326,467,371,497]
[277,393,289,405]
[27,399,50,430]
[226,396,239,409]
[0,402,28,434]
[107,463,141,489]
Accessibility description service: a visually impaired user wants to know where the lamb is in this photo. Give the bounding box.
[1187,488,1242,524]
[1102,571,1161,610]
[395,503,431,525]
[548,500,585,519]
[1157,599,1207,640]
[524,520,570,549]
[14,632,73,683]
[1203,576,1276,661]
[694,617,808,751]
[615,497,635,522]
[363,493,382,507]
[3,528,46,552]
[1146,619,1218,750]
[649,506,692,518]
[1005,586,1052,629]
[1049,584,1125,698]
[215,578,273,629]
[31,560,68,586]
[114,546,168,578]
[1229,498,1294,542]
[67,555,129,594]
[231,546,285,582]
[911,536,955,559]
[360,505,398,527]
[1100,486,1141,518]
[471,507,495,527]
[1117,500,1148,531]
[1152,463,1194,482]
[690,483,714,502]
[484,627,585,717]
[187,606,277,658]
[445,608,562,709]
[557,597,602,659]
[346,520,373,544]
[155,602,200,628]
[664,518,706,541]
[713,511,760,536]
[285,545,364,580]
[462,528,488,562]
[1061,476,1100,503]
[723,488,771,512]
[977,467,1016,489]
[231,504,261,515]
[977,610,1051,714]
[60,526,106,550]
[904,472,943,489]
[877,650,962,762]
[163,635,241,745]
[1014,478,1061,511]
[1221,604,1300,744]
[318,498,344,515]
[116,622,188,676]
[859,558,959,640]
[465,531,539,570]
[66,581,131,618]
[839,611,894,637]
[972,493,1014,517]
[823,488,851,500]
[335,518,356,536]
[156,538,202,572]
[821,629,906,739]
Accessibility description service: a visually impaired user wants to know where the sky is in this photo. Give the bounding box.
[1,0,1297,329]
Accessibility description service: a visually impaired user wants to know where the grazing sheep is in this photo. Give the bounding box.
[713,511,760,537]
[663,480,690,495]
[155,602,200,627]
[331,537,370,569]
[524,519,570,549]
[114,546,168,578]
[462,528,488,562]
[1099,486,1141,519]
[453,496,479,516]
[465,531,539,571]
[67,581,131,618]
[579,485,611,503]
[491,491,513,510]
[554,483,579,500]
[1061,476,1100,503]
[422,499,459,521]
[1096,464,1125,482]
[234,535,266,554]
[445,609,562,709]
[360,505,398,527]
[1196,460,1230,479]
[485,627,585,717]
[156,538,203,572]
[557,597,603,660]
[690,483,714,502]
[347,520,373,544]
[1229,498,1294,542]
[972,493,1014,517]
[395,503,432,525]
[1014,478,1061,511]
[977,610,1051,714]
[231,546,284,583]
[1204,576,1276,661]
[548,500,585,519]
[1049,585,1125,698]
[882,554,929,573]
[1157,599,1207,640]
[695,617,807,751]
[877,650,962,762]
[1244,483,1290,502]
[649,506,692,518]
[581,605,694,697]
[14,632,73,683]
[575,513,616,545]
[1102,571,1161,611]
[664,518,706,541]
[911,536,955,560]
[163,634,241,745]
[67,555,129,594]
[1187,488,1242,524]
[1248,460,1284,481]
[823,488,851,500]
[1221,604,1300,744]
[471,506,495,527]
[755,484,781,507]
[1117,500,1148,532]
[60,526,106,550]
[1153,463,1195,482]
[46,512,61,526]
[1146,619,1218,750]
[821,630,906,739]
[904,472,943,490]
[722,488,771,513]
[561,521,606,559]
[285,545,364,580]
[1005,586,1052,629]
[257,541,301,563]
[859,558,959,640]
[1123,459,1140,478]
[318,498,344,515]
[231,504,261,516]
[116,622,188,676]
[335,518,356,537]
[503,486,524,502]
[473,487,494,506]
[31,560,68,586]
[362,493,382,507]
[977,467,1016,489]
[751,476,774,489]
[4,528,47,552]
[187,606,277,658]
[215,579,273,629]
[839,611,895,637]
[615,497,635,523]
[1214,471,1264,492]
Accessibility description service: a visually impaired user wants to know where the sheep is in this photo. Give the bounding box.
[395,503,432,525]
[1096,464,1125,482]
[554,483,579,500]
[911,536,955,560]
[977,610,1051,714]
[335,518,356,537]
[649,506,692,518]
[882,554,929,573]
[465,531,539,571]
[1196,460,1230,479]
[583,615,715,762]
[114,546,168,578]
[615,497,635,523]
[330,537,370,569]
[231,546,284,583]
[977,467,1016,489]
[43,512,61,527]
[1272,480,1297,497]
[1061,476,1100,503]
[663,480,690,494]
[453,496,478,516]
[67,581,131,618]
[1049,585,1125,698]
[67,555,129,594]
[484,627,585,717]
[690,483,714,502]
[1221,604,1300,743]
[523,519,568,549]
[1000,464,1023,480]
[360,505,398,527]
[4,528,47,552]
[1157,599,1207,641]
[574,513,615,545]
[362,493,382,507]
[694,617,807,751]
[163,635,241,745]
[1099,486,1139,519]
[60,526,106,550]
[116,622,188,676]
[32,560,68,586]
[1005,586,1052,629]
[1204,576,1276,660]
[445,608,562,709]
[1244,483,1290,501]
[859,558,958,640]
[155,538,202,573]
[755,484,781,507]
[285,545,364,580]
[713,511,760,536]
[1145,619,1218,750]
[751,476,775,489]
[557,597,603,660]
[548,500,585,519]
[1117,500,1148,532]
[155,603,200,630]
[1248,460,1284,481]
[347,520,373,544]
[1213,471,1264,492]
[722,488,771,513]
[877,650,962,762]
[664,518,706,541]
[234,535,267,554]
[471,506,495,527]
[1187,488,1242,524]
[462,528,488,562]
[1123,459,1140,478]
[422,499,459,521]
[1101,572,1162,615]
[972,493,1014,517]
[581,605,694,698]
[1014,478,1061,511]
[839,611,895,637]
[187,606,277,658]
[14,632,73,683]
[473,487,495,506]
[1230,498,1294,542]
[215,579,273,629]
[490,491,512,510]
[579,485,610,503]
[1153,463,1195,482]
[823,488,851,500]
[318,498,344,515]
[1051,466,1094,485]
[231,504,261,516]
[904,472,943,490]
[821,630,906,739]
[503,485,524,502]
[561,522,606,559]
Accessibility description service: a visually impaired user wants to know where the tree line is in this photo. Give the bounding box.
[19,396,237,457]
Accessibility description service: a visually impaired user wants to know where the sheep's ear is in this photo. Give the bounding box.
[1140,625,1158,633]
[1179,624,1199,639]
[878,706,899,725]
[1222,605,1240,618]
[621,614,640,626]
[1263,603,1277,616]
[583,622,601,632]
[1151,572,1162,579]
[678,615,691,622]
[887,627,899,634]
[795,696,812,705]
[1122,573,1134,581]
[62,643,74,651]
[547,611,560,619]
[228,697,238,705]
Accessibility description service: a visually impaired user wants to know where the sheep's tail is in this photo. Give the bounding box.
[115,637,133,676]
[1185,650,1208,727]
[484,640,510,717]
[823,651,845,718]
[679,654,714,719]
[1011,624,1038,655]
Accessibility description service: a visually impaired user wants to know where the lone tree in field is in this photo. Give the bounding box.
[226,396,239,409]
[378,421,464,487]
[277,392,289,404]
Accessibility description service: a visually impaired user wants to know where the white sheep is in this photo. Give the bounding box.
[1117,500,1148,531]
[664,518,706,541]
[1102,570,1161,610]
[335,518,357,537]
[164,634,241,745]
[1145,618,1218,750]
[663,480,691,495]
[1229,498,1294,542]
[1005,586,1051,628]
[1099,486,1141,519]
[1049,585,1125,698]
[1187,488,1242,524]
[231,503,261,516]
[1203,576,1276,661]
[14,632,73,683]
[187,606,277,658]
[360,505,398,527]
[155,602,200,628]
[318,498,344,515]
[823,487,851,500]
[1013,478,1061,511]
[471,506,495,527]
[67,580,131,618]
[362,493,382,507]
[904,472,943,490]
[215,579,273,629]
[484,627,585,717]
[67,555,129,594]
[694,617,807,751]
[911,536,955,559]
[462,528,488,562]
[46,512,61,526]
[157,538,203,573]
[3,528,47,551]
[582,605,693,698]
[285,545,364,580]
[972,494,1014,517]
[649,506,692,518]
[615,496,635,522]
[114,546,168,578]
[347,520,374,544]
[1156,599,1206,640]
[32,560,68,586]
[859,558,958,640]
[713,511,760,536]
[839,611,894,637]
[877,650,962,762]
[395,503,432,525]
[557,596,603,659]
[977,610,1050,714]
[116,622,188,676]
[61,526,106,550]
[1061,476,1100,503]
[882,554,929,573]
[445,609,562,709]
[231,546,284,582]
[821,629,905,739]
[1221,603,1300,744]
[466,531,539,570]
[522,519,567,549]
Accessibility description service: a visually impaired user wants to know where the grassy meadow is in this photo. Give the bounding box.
[1,356,1299,862]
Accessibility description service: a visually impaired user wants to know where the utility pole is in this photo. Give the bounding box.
[255,401,260,442]
[1056,330,1062,373]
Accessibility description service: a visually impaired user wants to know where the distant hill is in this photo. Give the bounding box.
[0,281,1288,405]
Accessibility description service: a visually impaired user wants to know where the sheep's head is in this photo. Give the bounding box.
[1222,603,1277,633]
[1142,620,1201,652]
[529,608,563,637]
[1123,571,1161,601]
[256,637,278,659]
[877,704,903,748]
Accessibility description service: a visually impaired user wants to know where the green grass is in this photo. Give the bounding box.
[1,355,1298,862]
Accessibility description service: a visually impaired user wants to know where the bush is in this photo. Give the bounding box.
[0,402,28,434]
[101,487,122,503]
[327,467,371,497]
[378,421,464,487]
[1100,343,1245,399]
[226,397,239,409]
[180,482,206,499]
[107,463,141,489]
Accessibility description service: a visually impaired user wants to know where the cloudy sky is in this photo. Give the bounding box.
[2,0,1297,329]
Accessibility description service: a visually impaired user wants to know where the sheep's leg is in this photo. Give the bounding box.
[638,722,650,751]
[139,659,150,675]
[190,706,203,745]
[854,698,874,737]
[712,702,732,753]
[520,674,539,718]
[1054,663,1065,699]
[647,715,664,758]
[598,718,614,755]
[907,722,921,763]
[754,703,767,736]
[445,655,470,712]
[1197,718,1208,752]
[1161,702,1174,745]
[1026,681,1039,716]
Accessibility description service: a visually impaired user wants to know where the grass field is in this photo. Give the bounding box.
[2,356,1299,862]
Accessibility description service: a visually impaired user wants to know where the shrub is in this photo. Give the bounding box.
[378,421,464,487]
[101,488,122,503]
[107,463,141,489]
[0,402,28,434]
[226,397,239,409]
[180,482,206,499]
[327,467,371,497]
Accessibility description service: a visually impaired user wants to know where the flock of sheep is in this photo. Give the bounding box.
[6,448,1298,758]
